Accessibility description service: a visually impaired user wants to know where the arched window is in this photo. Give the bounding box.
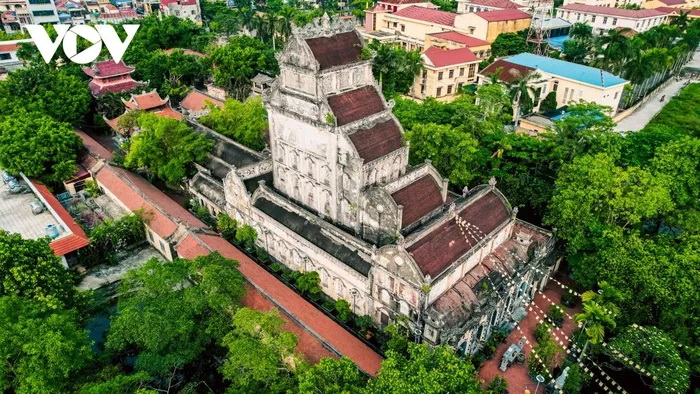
[517,281,528,298]
[322,165,331,185]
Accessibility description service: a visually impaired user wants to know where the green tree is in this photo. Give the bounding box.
[79,371,151,394]
[368,343,483,393]
[507,71,542,123]
[124,112,213,185]
[369,41,424,96]
[574,301,617,359]
[545,153,673,253]
[298,357,365,394]
[527,334,562,378]
[134,49,208,101]
[405,123,479,187]
[0,231,79,309]
[106,254,246,376]
[235,224,258,250]
[0,64,91,123]
[0,110,83,183]
[96,91,129,119]
[216,213,239,241]
[335,299,353,322]
[0,296,92,393]
[200,96,268,151]
[569,22,593,41]
[606,326,690,393]
[562,39,590,64]
[539,91,558,113]
[295,271,322,296]
[220,308,303,392]
[490,31,529,58]
[210,36,278,99]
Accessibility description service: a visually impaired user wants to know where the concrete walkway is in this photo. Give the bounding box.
[616,50,700,132]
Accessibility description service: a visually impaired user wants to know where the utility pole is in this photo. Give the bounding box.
[526,0,555,56]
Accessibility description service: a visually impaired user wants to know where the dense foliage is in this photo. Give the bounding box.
[78,213,146,267]
[124,112,213,185]
[0,110,83,184]
[200,96,268,150]
[368,41,423,97]
[0,231,80,310]
[210,36,279,100]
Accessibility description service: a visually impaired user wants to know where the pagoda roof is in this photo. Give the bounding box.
[82,60,135,78]
[124,91,169,110]
[88,79,145,96]
[305,31,364,71]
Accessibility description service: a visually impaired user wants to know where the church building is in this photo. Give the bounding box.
[187,14,560,354]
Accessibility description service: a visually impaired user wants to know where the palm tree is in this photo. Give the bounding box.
[672,10,691,32]
[569,22,593,41]
[574,301,617,360]
[592,28,633,74]
[507,70,542,125]
[581,281,622,316]
[277,6,297,41]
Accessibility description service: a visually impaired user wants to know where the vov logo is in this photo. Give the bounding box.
[25,24,139,64]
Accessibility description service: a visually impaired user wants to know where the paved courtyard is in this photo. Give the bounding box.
[0,180,60,239]
[479,270,582,393]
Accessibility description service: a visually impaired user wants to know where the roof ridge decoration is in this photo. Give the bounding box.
[291,12,356,39]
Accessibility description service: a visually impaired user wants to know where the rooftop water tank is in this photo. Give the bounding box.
[30,200,44,214]
[45,224,59,239]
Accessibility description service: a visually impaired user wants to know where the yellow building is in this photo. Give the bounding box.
[424,31,492,59]
[641,0,689,9]
[412,46,481,101]
[458,9,532,42]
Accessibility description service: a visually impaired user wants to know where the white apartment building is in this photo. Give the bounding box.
[563,0,645,8]
[26,0,59,24]
[557,4,668,34]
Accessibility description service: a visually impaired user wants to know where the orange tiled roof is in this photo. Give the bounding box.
[32,181,89,256]
[180,90,224,112]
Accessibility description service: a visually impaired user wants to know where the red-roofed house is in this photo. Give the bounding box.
[461,9,532,41]
[180,89,225,118]
[0,39,30,71]
[364,5,530,48]
[82,60,146,96]
[642,0,689,9]
[457,0,526,13]
[557,4,669,33]
[655,6,700,19]
[425,31,492,58]
[412,46,481,101]
[106,90,184,136]
[376,0,438,12]
[93,164,206,260]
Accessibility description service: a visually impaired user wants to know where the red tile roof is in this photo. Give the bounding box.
[328,86,385,126]
[379,0,428,4]
[658,0,687,5]
[125,91,168,110]
[0,44,19,52]
[305,31,364,70]
[180,90,224,112]
[559,4,667,18]
[428,31,491,47]
[480,59,535,82]
[475,9,531,21]
[161,0,197,5]
[88,79,145,96]
[175,233,211,259]
[407,191,510,278]
[82,60,135,78]
[74,129,114,161]
[423,46,479,68]
[32,181,89,256]
[394,6,457,26]
[391,175,444,228]
[469,0,521,9]
[348,119,403,163]
[656,7,700,16]
[154,107,184,120]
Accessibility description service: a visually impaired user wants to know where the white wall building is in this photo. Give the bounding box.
[25,0,59,24]
[557,4,669,33]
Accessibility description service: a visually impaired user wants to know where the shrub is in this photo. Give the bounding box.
[528,336,561,378]
[254,246,268,263]
[84,179,101,197]
[78,214,145,267]
[562,363,587,393]
[539,91,558,113]
[235,224,257,250]
[322,299,335,311]
[534,322,552,343]
[548,305,565,327]
[335,299,352,322]
[295,271,321,296]
[487,376,508,394]
[191,201,216,228]
[270,262,283,273]
[355,315,374,332]
[216,213,238,241]
[561,290,579,307]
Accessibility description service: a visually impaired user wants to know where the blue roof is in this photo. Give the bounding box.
[506,53,628,88]
[547,35,569,50]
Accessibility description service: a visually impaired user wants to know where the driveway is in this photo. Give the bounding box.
[616,50,700,132]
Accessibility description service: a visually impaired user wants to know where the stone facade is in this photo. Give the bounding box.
[188,14,560,353]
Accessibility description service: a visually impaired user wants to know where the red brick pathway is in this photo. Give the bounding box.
[478,271,582,393]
